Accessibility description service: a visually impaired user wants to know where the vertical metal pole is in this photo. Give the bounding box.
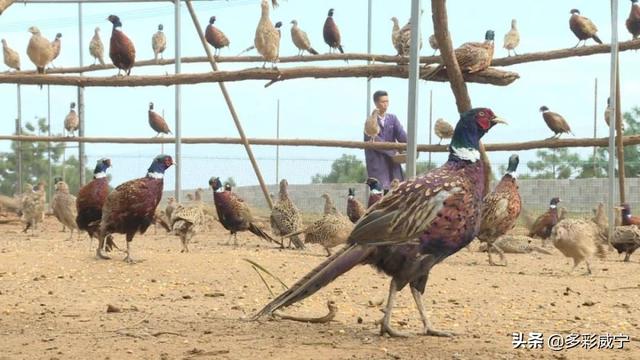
[366,0,372,116]
[275,99,280,184]
[607,0,619,240]
[428,89,433,168]
[406,0,421,178]
[16,84,23,195]
[78,3,86,186]
[174,0,182,202]
[592,78,597,177]
[47,85,52,208]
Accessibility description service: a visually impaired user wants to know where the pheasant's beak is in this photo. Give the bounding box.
[491,117,508,125]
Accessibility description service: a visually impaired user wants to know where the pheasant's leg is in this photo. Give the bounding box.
[488,243,507,266]
[378,279,411,338]
[123,233,136,263]
[233,233,239,247]
[325,247,332,257]
[180,234,187,253]
[96,232,110,260]
[624,252,631,262]
[411,286,454,337]
[584,260,592,275]
[574,40,581,48]
[513,49,518,56]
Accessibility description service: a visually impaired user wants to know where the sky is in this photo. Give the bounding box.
[0,0,638,192]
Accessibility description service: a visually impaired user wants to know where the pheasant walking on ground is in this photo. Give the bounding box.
[255,108,506,338]
[529,197,561,246]
[52,180,79,241]
[77,159,112,245]
[270,179,305,249]
[170,201,207,253]
[612,204,640,261]
[346,188,366,224]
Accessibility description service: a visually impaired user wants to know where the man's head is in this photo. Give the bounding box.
[373,90,389,114]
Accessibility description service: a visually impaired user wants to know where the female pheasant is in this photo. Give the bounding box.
[255,108,506,337]
[270,179,305,249]
[477,154,522,266]
[151,24,166,63]
[52,180,78,241]
[64,102,79,137]
[107,15,136,76]
[97,155,174,263]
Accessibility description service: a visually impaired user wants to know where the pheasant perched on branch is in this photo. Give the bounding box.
[477,154,522,266]
[323,8,344,54]
[151,24,166,63]
[283,193,353,256]
[2,38,20,71]
[627,0,640,39]
[434,118,454,145]
[205,16,230,56]
[569,9,602,47]
[27,26,53,74]
[148,102,171,136]
[391,17,422,57]
[270,179,305,249]
[52,180,78,241]
[50,33,62,67]
[77,158,112,243]
[89,27,105,66]
[454,30,495,73]
[528,197,561,245]
[503,19,519,56]
[254,0,279,68]
[346,188,366,224]
[97,155,174,263]
[209,176,277,246]
[107,14,136,76]
[255,108,506,338]
[64,102,79,137]
[540,106,573,138]
[290,20,318,56]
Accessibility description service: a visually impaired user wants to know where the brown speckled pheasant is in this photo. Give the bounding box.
[254,0,279,68]
[503,19,519,56]
[569,9,602,47]
[346,188,366,223]
[209,176,277,246]
[97,155,174,262]
[2,38,20,71]
[205,16,230,56]
[270,179,305,249]
[171,202,207,253]
[27,26,53,74]
[107,15,136,76]
[148,102,171,136]
[64,102,79,136]
[152,24,166,63]
[477,154,522,266]
[52,180,78,241]
[610,223,640,262]
[89,27,105,66]
[256,108,506,337]
[455,30,495,73]
[50,33,62,67]
[434,118,454,145]
[290,20,318,56]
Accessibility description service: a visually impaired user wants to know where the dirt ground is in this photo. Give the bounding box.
[0,215,638,360]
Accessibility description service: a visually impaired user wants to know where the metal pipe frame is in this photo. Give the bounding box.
[607,0,619,240]
[174,0,182,202]
[78,2,87,186]
[405,0,421,178]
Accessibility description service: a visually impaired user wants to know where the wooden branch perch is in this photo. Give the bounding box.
[2,134,639,152]
[0,65,519,87]
[8,40,639,76]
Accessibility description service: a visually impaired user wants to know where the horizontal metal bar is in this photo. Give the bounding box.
[15,0,216,3]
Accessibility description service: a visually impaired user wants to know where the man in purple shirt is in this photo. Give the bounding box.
[363,90,408,192]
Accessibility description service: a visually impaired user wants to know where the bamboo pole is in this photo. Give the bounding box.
[8,39,640,76]
[184,0,273,209]
[0,65,518,87]
[3,134,635,152]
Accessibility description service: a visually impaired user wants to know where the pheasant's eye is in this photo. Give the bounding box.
[479,111,486,117]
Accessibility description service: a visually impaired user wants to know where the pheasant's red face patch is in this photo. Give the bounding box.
[475,109,494,130]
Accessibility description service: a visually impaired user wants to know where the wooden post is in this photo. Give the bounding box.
[184,0,273,209]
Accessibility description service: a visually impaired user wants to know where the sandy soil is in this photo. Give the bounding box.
[0,215,638,360]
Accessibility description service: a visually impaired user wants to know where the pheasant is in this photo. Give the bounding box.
[165,196,177,220]
[393,18,422,56]
[152,24,166,63]
[254,0,279,68]
[255,108,506,338]
[290,20,318,56]
[569,9,602,47]
[2,38,20,71]
[363,109,380,140]
[610,206,640,262]
[97,155,174,263]
[52,180,78,241]
[503,19,519,56]
[604,97,625,131]
[107,14,136,76]
[619,203,640,226]
[27,26,54,74]
[346,188,366,223]
[76,158,112,243]
[455,30,495,73]
[283,193,353,256]
[171,202,207,253]
[64,102,79,136]
[477,154,522,266]
[540,106,573,138]
[434,118,454,145]
[89,27,105,66]
[148,102,172,136]
[205,16,230,56]
[323,8,344,54]
[528,197,561,245]
[270,179,305,249]
[21,182,46,234]
[428,34,439,55]
[50,33,62,67]
[627,0,640,39]
[365,177,384,207]
[209,176,277,246]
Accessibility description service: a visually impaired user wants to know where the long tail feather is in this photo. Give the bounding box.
[249,222,278,244]
[592,35,603,44]
[308,47,319,55]
[254,244,373,318]
[290,234,305,249]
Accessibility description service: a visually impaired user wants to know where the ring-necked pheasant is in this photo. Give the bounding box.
[477,154,522,266]
[323,8,344,54]
[209,176,277,246]
[365,177,384,206]
[540,106,573,139]
[97,155,174,263]
[50,33,62,67]
[528,197,561,246]
[64,102,79,137]
[205,16,230,56]
[346,188,366,223]
[270,179,305,249]
[627,0,640,39]
[148,102,172,136]
[255,108,506,338]
[107,15,136,76]
[77,158,112,244]
[612,203,640,261]
[569,9,602,47]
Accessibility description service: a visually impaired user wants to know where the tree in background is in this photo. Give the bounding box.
[0,118,92,195]
[312,154,367,183]
[522,148,582,179]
